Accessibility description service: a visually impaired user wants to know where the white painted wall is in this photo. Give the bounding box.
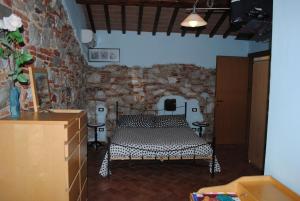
[89,31,250,68]
[264,0,300,194]
[249,40,270,53]
[61,0,89,60]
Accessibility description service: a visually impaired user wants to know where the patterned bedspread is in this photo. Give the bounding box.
[99,128,221,177]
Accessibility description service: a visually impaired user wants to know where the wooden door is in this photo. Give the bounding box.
[215,56,249,144]
[248,56,270,170]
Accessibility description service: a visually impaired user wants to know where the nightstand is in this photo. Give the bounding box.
[192,121,209,137]
[87,123,105,150]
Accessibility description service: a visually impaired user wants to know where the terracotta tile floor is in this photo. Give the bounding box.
[87,144,261,201]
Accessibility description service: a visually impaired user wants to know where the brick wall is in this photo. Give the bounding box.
[0,0,87,118]
[86,64,216,139]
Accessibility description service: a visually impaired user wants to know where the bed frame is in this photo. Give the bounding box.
[106,101,217,177]
[115,101,188,123]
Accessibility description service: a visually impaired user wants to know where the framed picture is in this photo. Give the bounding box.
[88,48,120,62]
[28,67,52,112]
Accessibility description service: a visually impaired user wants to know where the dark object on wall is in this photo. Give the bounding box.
[231,0,272,25]
[231,0,272,41]
[164,99,176,111]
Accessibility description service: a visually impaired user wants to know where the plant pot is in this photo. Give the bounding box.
[9,86,20,118]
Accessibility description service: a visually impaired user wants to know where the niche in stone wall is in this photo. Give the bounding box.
[85,64,216,140]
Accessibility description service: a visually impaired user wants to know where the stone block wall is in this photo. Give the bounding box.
[0,0,87,118]
[86,64,216,139]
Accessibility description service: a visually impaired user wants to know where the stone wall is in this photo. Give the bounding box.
[0,0,87,118]
[86,64,216,139]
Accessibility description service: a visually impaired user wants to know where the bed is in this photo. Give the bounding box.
[99,102,221,177]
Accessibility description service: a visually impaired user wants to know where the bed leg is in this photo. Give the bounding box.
[107,137,111,178]
[211,136,216,178]
[116,101,119,125]
[184,102,187,119]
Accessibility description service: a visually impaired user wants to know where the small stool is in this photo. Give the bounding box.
[87,123,105,150]
[192,121,209,137]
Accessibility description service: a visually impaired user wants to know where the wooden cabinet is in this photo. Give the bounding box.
[0,110,87,201]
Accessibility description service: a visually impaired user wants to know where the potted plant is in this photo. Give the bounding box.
[0,14,33,118]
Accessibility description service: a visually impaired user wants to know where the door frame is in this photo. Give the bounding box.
[247,50,271,172]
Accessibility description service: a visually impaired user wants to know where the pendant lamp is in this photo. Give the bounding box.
[180,0,207,27]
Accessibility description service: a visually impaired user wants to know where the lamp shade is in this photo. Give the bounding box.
[180,13,207,27]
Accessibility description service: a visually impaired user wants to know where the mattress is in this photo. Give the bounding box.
[99,127,221,177]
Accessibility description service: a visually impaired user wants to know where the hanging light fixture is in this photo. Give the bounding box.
[181,0,230,28]
[180,0,214,27]
[180,11,207,27]
[180,0,207,27]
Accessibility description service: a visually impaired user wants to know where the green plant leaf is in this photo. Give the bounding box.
[12,74,18,80]
[6,29,24,44]
[17,74,28,83]
[0,38,13,49]
[9,68,22,76]
[0,47,3,57]
[14,52,33,67]
[15,58,22,68]
[20,52,33,63]
[15,68,22,75]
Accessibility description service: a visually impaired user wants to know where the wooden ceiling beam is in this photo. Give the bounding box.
[167,7,179,36]
[152,6,161,35]
[86,4,96,33]
[104,4,111,33]
[195,10,213,37]
[209,11,228,38]
[137,5,144,35]
[121,5,126,34]
[223,26,240,38]
[235,32,255,40]
[76,0,228,8]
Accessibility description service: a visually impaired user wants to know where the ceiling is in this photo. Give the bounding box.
[75,0,270,40]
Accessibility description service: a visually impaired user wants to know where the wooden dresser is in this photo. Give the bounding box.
[0,110,88,201]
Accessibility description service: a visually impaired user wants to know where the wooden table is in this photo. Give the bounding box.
[190,176,300,201]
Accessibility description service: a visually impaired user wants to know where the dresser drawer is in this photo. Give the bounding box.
[79,113,87,129]
[80,134,88,166]
[69,173,80,201]
[67,119,79,141]
[67,147,80,188]
[79,126,88,142]
[80,159,87,189]
[65,132,79,158]
[80,179,88,201]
